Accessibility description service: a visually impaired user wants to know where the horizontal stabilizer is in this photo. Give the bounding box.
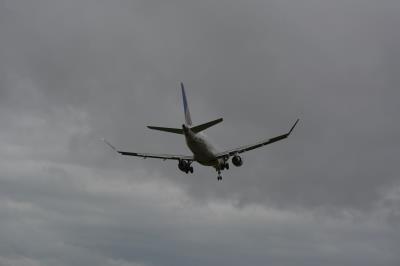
[147,126,184,134]
[191,118,223,133]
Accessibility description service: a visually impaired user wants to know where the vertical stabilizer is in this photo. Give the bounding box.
[181,82,193,126]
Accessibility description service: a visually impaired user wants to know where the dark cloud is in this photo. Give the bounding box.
[1,0,399,265]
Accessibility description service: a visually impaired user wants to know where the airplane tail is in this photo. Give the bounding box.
[147,83,223,134]
[181,82,192,126]
[148,118,223,134]
[147,126,184,134]
[191,118,223,133]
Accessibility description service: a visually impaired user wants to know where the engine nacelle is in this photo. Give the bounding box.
[178,160,189,172]
[232,155,243,167]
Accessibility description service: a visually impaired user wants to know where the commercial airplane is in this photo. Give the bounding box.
[104,83,299,181]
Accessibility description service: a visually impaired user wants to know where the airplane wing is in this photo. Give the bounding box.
[215,119,299,158]
[103,139,194,161]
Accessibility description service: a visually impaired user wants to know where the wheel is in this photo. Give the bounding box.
[216,169,222,180]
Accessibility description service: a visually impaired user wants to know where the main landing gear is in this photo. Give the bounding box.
[178,160,193,174]
[217,171,222,181]
[216,160,229,181]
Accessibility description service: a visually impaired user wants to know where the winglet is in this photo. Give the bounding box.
[102,138,120,154]
[288,119,300,135]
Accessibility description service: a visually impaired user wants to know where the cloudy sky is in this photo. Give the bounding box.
[1,0,400,265]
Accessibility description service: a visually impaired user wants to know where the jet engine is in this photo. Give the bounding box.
[178,160,193,173]
[232,155,243,167]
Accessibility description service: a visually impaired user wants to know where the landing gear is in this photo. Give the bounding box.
[216,159,229,181]
[220,162,229,170]
[178,160,193,174]
[185,166,194,174]
[217,170,222,181]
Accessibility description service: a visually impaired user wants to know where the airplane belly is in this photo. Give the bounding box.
[186,137,218,166]
[194,151,217,166]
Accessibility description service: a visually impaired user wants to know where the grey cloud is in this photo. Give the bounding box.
[1,0,400,265]
[0,158,399,266]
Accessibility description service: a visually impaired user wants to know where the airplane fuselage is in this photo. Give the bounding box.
[182,125,222,168]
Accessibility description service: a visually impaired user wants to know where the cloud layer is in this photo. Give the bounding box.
[1,0,399,265]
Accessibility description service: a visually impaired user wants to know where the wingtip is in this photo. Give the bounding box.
[102,138,118,152]
[288,119,300,135]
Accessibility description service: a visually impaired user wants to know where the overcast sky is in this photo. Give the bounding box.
[1,0,400,265]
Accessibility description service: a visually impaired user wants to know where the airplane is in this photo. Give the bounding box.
[104,83,299,181]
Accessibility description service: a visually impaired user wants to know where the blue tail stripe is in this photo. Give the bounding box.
[181,82,192,125]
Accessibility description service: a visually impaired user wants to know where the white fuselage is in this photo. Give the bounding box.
[182,125,221,167]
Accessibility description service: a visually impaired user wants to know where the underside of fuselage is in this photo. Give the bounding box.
[183,126,221,168]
